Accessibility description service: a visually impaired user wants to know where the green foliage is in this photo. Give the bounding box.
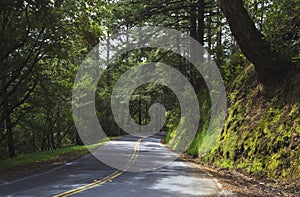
[263,0,300,64]
[221,50,246,83]
[1,3,299,190]
[0,0,110,158]
[206,64,300,182]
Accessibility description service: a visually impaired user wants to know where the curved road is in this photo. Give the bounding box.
[0,134,233,197]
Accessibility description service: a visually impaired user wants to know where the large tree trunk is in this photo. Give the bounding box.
[220,0,292,95]
[189,1,205,91]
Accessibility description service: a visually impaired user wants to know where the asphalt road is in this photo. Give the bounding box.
[0,134,232,197]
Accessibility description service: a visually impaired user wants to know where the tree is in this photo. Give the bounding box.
[0,1,65,157]
[0,0,106,157]
[220,0,293,96]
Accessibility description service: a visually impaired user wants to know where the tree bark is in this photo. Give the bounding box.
[189,3,197,87]
[197,0,205,46]
[76,131,84,146]
[3,97,15,157]
[220,0,292,92]
[216,1,223,66]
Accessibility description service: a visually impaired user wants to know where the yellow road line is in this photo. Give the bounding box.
[53,138,143,197]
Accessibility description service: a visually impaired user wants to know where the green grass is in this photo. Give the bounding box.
[0,137,114,170]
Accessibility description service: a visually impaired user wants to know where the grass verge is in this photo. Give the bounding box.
[0,137,114,170]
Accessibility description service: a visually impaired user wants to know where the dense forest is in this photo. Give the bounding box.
[0,0,299,188]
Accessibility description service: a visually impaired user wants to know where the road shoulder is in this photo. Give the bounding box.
[180,154,299,197]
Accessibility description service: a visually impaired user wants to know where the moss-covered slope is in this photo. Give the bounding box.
[167,64,300,184]
[206,64,300,182]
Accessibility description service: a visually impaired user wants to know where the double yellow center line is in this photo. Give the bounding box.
[53,138,143,197]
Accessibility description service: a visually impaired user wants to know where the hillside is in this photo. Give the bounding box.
[167,64,300,192]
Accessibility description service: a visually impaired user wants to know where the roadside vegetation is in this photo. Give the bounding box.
[0,0,299,192]
[0,138,112,170]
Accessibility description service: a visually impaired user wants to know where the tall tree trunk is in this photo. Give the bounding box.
[220,0,292,95]
[195,0,205,92]
[207,7,212,51]
[216,1,223,66]
[189,3,197,87]
[3,98,15,157]
[138,95,142,126]
[197,0,205,46]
